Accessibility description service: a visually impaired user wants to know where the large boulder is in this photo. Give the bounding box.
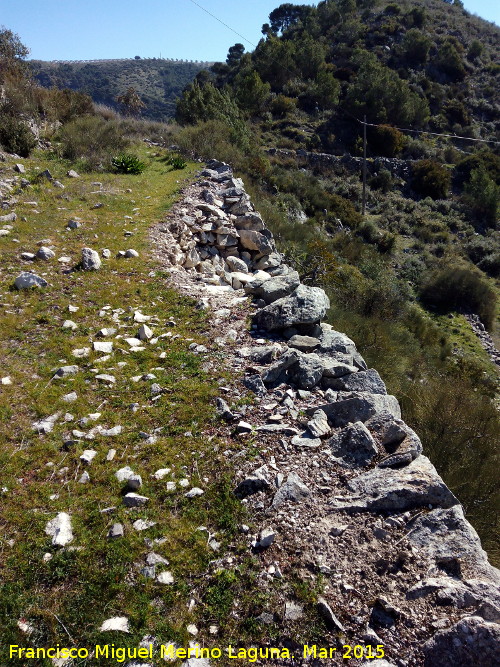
[331,456,458,512]
[323,368,387,394]
[233,213,265,231]
[14,272,48,289]
[318,328,367,370]
[328,421,378,467]
[407,577,500,620]
[308,393,401,427]
[288,352,324,389]
[254,285,330,332]
[408,506,500,584]
[261,349,300,385]
[81,247,101,270]
[423,616,500,667]
[245,271,300,304]
[238,229,273,254]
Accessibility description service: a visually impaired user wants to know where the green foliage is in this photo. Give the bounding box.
[402,28,432,64]
[270,93,297,117]
[369,168,393,193]
[254,36,299,89]
[345,51,429,126]
[455,151,500,186]
[176,80,250,150]
[226,43,245,67]
[0,116,36,156]
[234,69,271,115]
[435,38,466,81]
[307,67,340,110]
[465,234,500,276]
[166,154,187,170]
[464,167,500,227]
[412,160,451,199]
[116,86,146,117]
[406,6,426,28]
[420,264,497,329]
[31,58,206,121]
[468,39,483,60]
[368,124,405,157]
[175,119,250,168]
[58,116,130,171]
[268,3,314,34]
[35,87,94,123]
[357,220,396,253]
[111,153,146,174]
[0,26,29,82]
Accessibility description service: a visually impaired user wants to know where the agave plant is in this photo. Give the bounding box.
[111,153,146,174]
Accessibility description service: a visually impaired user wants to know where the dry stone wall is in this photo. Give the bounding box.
[156,160,500,666]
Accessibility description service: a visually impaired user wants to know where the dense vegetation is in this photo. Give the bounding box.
[30,58,210,121]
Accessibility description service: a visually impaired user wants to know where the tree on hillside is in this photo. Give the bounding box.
[116,86,146,117]
[0,26,29,83]
[233,69,271,115]
[345,52,429,126]
[268,3,314,34]
[226,43,245,67]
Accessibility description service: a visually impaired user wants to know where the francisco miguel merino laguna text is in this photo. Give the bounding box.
[10,643,385,662]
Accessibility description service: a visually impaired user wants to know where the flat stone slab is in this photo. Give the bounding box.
[330,456,458,513]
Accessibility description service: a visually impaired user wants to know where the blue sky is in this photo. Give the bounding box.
[2,0,499,63]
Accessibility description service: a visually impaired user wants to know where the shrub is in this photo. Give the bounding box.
[357,221,396,253]
[166,154,187,170]
[270,94,297,117]
[402,29,432,64]
[0,115,37,156]
[464,167,500,227]
[58,116,129,171]
[111,153,146,174]
[369,169,393,193]
[420,264,497,330]
[435,39,466,81]
[175,119,245,166]
[412,160,451,199]
[368,125,405,157]
[468,40,483,61]
[455,151,500,186]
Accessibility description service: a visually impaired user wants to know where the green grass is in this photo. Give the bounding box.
[0,145,260,665]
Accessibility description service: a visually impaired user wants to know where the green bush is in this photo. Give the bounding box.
[111,153,146,174]
[368,125,405,157]
[270,94,297,117]
[0,115,37,156]
[58,116,129,171]
[412,160,451,199]
[420,264,497,330]
[402,29,432,64]
[166,154,187,170]
[464,167,500,227]
[468,40,483,61]
[369,169,393,193]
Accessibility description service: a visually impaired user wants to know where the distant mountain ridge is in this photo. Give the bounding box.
[30,57,214,121]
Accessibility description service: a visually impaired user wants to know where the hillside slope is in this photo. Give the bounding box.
[30,58,211,120]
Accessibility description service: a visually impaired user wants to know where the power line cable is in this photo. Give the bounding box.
[186,0,259,50]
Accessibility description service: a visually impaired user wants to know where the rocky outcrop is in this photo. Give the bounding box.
[154,160,499,666]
